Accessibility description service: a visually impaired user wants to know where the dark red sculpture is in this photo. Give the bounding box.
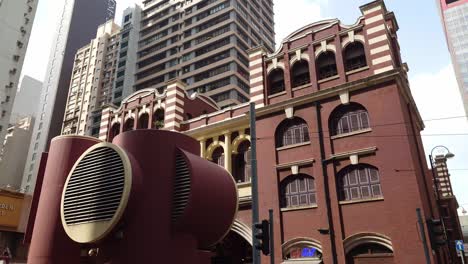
[27,130,238,263]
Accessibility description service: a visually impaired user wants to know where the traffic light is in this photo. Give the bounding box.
[254,220,270,255]
[427,218,447,249]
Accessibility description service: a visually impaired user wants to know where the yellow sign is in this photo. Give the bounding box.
[0,193,24,230]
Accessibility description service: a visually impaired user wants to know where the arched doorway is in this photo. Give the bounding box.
[211,231,252,264]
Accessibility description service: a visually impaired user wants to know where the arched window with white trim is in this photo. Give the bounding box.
[344,42,367,72]
[346,243,393,264]
[138,113,149,129]
[317,51,338,80]
[291,60,311,87]
[275,117,310,148]
[280,174,316,209]
[337,164,382,202]
[152,109,164,129]
[330,103,370,136]
[109,122,120,141]
[268,68,285,95]
[123,118,134,132]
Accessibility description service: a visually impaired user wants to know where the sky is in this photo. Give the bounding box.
[20,0,468,213]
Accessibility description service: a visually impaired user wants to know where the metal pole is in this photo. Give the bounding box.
[269,209,275,264]
[461,251,466,264]
[250,103,261,264]
[417,208,432,264]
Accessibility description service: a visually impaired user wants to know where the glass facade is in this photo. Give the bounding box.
[442,1,468,114]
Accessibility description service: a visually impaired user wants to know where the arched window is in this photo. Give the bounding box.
[291,60,310,88]
[123,118,134,132]
[344,42,367,72]
[138,113,149,129]
[317,51,338,80]
[330,103,370,136]
[346,243,393,264]
[233,140,251,183]
[212,146,225,167]
[316,51,338,80]
[152,109,164,129]
[268,68,285,95]
[280,174,316,208]
[275,117,310,148]
[109,123,120,141]
[337,165,382,201]
[285,246,322,260]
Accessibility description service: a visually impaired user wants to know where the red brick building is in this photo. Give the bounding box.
[99,1,462,263]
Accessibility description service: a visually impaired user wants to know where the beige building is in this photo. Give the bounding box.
[135,0,275,108]
[0,117,35,190]
[62,21,121,136]
[0,0,38,151]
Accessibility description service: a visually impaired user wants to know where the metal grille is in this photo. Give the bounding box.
[63,147,125,225]
[172,154,191,222]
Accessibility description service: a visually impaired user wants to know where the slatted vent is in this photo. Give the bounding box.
[63,146,125,225]
[172,154,191,222]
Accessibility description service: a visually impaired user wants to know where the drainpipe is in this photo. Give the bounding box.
[315,102,338,264]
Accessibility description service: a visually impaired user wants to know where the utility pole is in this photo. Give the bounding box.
[250,102,260,264]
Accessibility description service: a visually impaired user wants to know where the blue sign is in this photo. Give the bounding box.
[301,247,317,258]
[456,240,465,252]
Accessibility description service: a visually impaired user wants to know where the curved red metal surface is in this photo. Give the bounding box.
[27,136,101,264]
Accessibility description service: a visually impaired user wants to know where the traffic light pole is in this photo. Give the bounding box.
[250,103,261,264]
[417,208,431,264]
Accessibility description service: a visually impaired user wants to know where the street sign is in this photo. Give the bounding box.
[456,240,465,252]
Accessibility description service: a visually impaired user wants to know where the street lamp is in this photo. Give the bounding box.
[429,145,455,261]
[429,145,455,200]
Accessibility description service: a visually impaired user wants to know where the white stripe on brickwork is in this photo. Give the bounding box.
[251,94,264,102]
[368,35,387,45]
[166,113,184,121]
[372,55,392,65]
[365,14,384,25]
[250,76,263,85]
[166,97,184,105]
[367,24,386,35]
[370,44,390,55]
[250,85,264,93]
[251,68,263,75]
[255,103,264,109]
[363,5,382,15]
[249,58,262,67]
[167,105,184,114]
[167,89,185,97]
[100,121,109,127]
[165,121,181,128]
[249,50,263,58]
[374,65,394,74]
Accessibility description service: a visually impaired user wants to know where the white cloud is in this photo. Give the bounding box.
[273,0,325,49]
[410,65,468,213]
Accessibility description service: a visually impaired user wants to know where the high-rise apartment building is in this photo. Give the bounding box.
[62,21,121,137]
[438,0,468,116]
[0,116,35,190]
[112,5,142,105]
[22,0,116,193]
[134,0,275,108]
[0,0,38,151]
[10,75,42,123]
